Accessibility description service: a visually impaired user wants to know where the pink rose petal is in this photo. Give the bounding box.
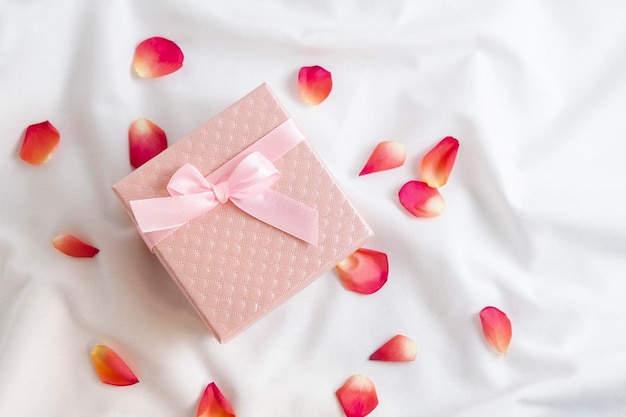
[336,248,388,295]
[479,306,512,355]
[197,382,236,417]
[369,334,417,362]
[398,180,445,217]
[133,37,184,78]
[336,374,379,417]
[52,234,99,258]
[298,65,332,105]
[129,118,167,168]
[90,345,138,386]
[359,141,406,175]
[19,121,60,165]
[421,136,459,187]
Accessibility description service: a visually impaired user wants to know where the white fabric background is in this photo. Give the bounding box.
[1,1,626,416]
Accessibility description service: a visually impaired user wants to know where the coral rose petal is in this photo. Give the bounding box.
[298,65,332,105]
[479,306,512,355]
[336,248,388,295]
[19,121,60,165]
[129,118,167,168]
[359,141,406,175]
[398,181,445,217]
[336,374,379,417]
[52,234,99,258]
[197,382,236,417]
[133,37,183,78]
[369,334,417,362]
[90,345,138,386]
[421,136,459,187]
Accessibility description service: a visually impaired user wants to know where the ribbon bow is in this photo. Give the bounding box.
[130,151,319,249]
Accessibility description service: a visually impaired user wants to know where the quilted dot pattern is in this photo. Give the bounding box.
[113,84,373,342]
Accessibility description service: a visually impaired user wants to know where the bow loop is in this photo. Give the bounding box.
[226,151,280,199]
[167,163,211,196]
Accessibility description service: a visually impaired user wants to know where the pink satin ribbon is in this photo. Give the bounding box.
[130,119,319,249]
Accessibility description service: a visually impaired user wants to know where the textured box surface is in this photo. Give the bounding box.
[113,84,372,342]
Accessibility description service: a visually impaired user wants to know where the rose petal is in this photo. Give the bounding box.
[369,334,417,362]
[197,382,236,417]
[421,136,459,187]
[129,118,167,168]
[52,234,99,258]
[90,345,139,386]
[19,121,60,165]
[298,65,332,105]
[479,306,512,355]
[336,248,388,295]
[359,141,406,176]
[398,180,445,217]
[133,36,184,78]
[336,375,379,417]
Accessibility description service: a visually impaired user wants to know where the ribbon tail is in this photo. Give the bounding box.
[130,194,219,248]
[232,190,319,246]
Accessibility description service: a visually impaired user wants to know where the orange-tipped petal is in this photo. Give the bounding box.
[298,65,332,105]
[336,375,379,417]
[398,180,445,218]
[90,345,138,386]
[19,121,60,165]
[359,141,406,175]
[421,136,459,187]
[369,334,417,362]
[336,248,388,295]
[133,36,184,78]
[479,306,512,355]
[197,382,236,417]
[129,118,167,168]
[52,234,99,258]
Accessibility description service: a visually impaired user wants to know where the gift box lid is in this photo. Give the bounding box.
[113,83,373,342]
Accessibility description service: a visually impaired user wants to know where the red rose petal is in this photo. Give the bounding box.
[298,65,332,105]
[369,334,417,362]
[336,248,388,295]
[359,141,406,175]
[336,375,379,417]
[19,121,60,165]
[398,180,445,217]
[479,306,512,355]
[133,36,184,78]
[52,234,99,258]
[197,382,236,417]
[421,136,459,187]
[129,118,167,168]
[90,345,138,386]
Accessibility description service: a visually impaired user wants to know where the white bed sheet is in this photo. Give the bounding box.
[2,1,626,416]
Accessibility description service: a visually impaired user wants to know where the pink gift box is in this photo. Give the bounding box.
[113,83,372,342]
